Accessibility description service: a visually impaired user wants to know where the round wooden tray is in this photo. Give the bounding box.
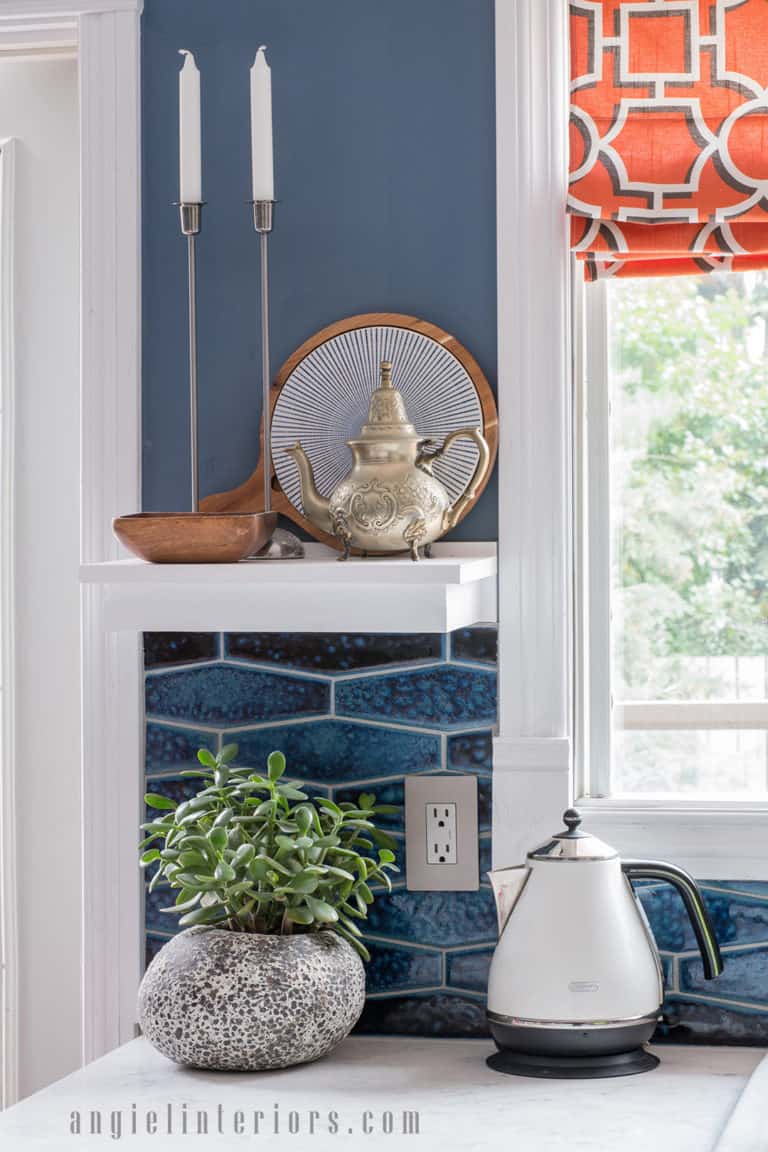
[201,313,498,550]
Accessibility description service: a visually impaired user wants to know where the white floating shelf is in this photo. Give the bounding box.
[80,541,497,634]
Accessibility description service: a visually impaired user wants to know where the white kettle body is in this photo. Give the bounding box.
[486,810,723,1063]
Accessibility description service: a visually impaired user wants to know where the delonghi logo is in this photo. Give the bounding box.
[569,980,600,993]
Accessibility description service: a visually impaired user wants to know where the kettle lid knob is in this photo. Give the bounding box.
[528,807,617,860]
[562,808,586,838]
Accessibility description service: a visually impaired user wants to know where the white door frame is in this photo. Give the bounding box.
[0,0,142,1071]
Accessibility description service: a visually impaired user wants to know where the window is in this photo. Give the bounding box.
[580,270,768,800]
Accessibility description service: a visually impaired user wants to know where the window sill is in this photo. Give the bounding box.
[491,743,768,881]
[577,799,768,881]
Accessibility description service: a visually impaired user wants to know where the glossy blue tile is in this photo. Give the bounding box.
[638,884,768,952]
[335,665,496,730]
[365,889,497,948]
[232,720,439,783]
[658,997,768,1045]
[336,776,484,834]
[145,723,217,776]
[143,631,768,1040]
[680,946,768,1005]
[447,731,493,774]
[225,633,444,673]
[446,948,493,994]
[145,932,173,967]
[333,780,404,832]
[450,626,497,666]
[365,943,442,994]
[144,632,219,668]
[287,780,332,801]
[355,992,489,1037]
[145,884,180,935]
[479,836,493,883]
[145,665,329,726]
[702,882,768,900]
[478,778,491,834]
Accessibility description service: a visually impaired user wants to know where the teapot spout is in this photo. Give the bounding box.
[284,442,332,533]
[488,865,530,935]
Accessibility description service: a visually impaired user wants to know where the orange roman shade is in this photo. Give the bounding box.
[569,0,768,280]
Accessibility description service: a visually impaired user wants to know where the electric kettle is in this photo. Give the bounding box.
[486,808,723,1078]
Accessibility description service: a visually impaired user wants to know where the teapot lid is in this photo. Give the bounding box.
[527,809,617,862]
[357,361,419,440]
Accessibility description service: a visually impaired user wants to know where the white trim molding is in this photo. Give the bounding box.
[493,0,572,865]
[0,137,17,1108]
[76,0,143,1066]
[580,802,768,881]
[0,0,143,1076]
[492,739,570,866]
[616,701,768,730]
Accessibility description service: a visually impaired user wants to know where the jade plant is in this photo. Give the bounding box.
[140,744,399,960]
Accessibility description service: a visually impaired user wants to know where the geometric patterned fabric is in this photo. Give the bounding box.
[570,0,768,279]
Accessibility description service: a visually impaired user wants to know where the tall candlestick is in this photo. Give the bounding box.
[250,46,274,202]
[179,49,202,204]
[179,203,202,512]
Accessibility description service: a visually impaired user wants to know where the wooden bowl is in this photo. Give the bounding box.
[112,512,278,564]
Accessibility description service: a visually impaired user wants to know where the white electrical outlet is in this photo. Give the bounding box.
[426,802,457,864]
[404,775,479,891]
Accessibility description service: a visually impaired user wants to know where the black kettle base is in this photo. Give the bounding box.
[486,1046,660,1080]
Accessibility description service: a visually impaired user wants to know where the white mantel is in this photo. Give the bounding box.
[81,542,497,634]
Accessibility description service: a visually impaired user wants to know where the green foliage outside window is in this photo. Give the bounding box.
[610,272,768,701]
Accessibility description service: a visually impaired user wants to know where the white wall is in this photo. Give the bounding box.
[0,56,81,1099]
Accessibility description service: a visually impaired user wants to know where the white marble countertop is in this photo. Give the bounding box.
[1,1037,764,1151]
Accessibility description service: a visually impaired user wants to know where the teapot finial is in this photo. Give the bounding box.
[362,361,415,432]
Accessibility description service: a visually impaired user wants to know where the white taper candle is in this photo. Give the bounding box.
[250,45,274,202]
[179,49,202,203]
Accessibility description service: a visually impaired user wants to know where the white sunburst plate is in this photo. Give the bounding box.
[271,324,485,519]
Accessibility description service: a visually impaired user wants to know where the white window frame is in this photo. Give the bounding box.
[494,0,768,880]
[579,275,768,801]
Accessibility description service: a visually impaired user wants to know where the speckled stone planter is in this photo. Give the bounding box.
[137,927,366,1071]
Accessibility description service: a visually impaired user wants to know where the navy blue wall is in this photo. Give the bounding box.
[141,0,497,539]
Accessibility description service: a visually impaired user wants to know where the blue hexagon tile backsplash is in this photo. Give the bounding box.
[143,628,768,1043]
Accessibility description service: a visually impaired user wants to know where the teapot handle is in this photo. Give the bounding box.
[431,427,491,531]
[623,859,724,981]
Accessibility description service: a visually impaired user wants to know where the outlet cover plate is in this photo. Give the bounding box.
[404,774,479,891]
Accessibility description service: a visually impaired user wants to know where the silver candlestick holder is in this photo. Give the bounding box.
[250,199,304,559]
[179,202,203,511]
[111,198,277,566]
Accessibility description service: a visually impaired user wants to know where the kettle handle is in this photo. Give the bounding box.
[623,859,724,981]
[430,427,491,531]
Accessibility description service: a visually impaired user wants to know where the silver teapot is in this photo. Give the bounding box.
[285,361,491,560]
